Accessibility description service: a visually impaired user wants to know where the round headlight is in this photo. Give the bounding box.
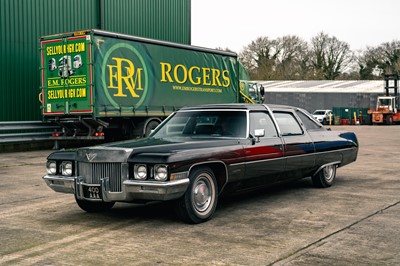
[61,161,73,176]
[154,165,168,181]
[135,165,147,180]
[46,161,57,175]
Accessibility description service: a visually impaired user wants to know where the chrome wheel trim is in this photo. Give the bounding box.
[192,173,214,215]
[323,165,335,183]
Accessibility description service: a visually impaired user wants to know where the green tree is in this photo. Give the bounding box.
[358,41,400,78]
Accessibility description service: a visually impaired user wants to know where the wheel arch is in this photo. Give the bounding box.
[313,161,341,177]
[188,161,228,195]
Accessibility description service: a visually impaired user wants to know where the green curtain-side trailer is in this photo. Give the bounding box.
[40,29,262,140]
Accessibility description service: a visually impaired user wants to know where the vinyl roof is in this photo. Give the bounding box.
[255,80,385,93]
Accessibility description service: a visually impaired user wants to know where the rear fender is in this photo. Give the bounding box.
[313,161,340,176]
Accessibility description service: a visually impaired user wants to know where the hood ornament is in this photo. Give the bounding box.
[86,153,97,162]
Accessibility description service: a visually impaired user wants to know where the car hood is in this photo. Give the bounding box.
[76,137,243,163]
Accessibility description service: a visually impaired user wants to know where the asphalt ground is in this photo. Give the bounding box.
[0,125,399,265]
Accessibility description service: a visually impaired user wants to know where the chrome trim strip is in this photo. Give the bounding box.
[124,178,189,187]
[229,147,356,167]
[230,156,284,167]
[316,147,356,154]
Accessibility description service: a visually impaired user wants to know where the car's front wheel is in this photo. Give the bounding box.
[175,167,218,223]
[312,164,337,188]
[75,197,115,212]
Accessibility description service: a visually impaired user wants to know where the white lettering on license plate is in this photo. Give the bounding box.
[86,185,101,199]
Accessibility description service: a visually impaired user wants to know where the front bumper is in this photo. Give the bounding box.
[43,175,190,202]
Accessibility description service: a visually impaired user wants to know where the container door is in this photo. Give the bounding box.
[41,34,93,115]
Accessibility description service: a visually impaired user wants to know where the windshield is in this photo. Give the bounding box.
[378,98,392,106]
[151,110,247,139]
[313,111,325,115]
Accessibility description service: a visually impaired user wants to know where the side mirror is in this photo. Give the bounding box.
[258,85,265,96]
[253,129,265,143]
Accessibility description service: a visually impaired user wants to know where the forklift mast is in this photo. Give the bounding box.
[384,74,398,97]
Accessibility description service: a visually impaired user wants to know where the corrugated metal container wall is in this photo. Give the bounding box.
[0,0,98,121]
[102,0,191,44]
[0,0,191,122]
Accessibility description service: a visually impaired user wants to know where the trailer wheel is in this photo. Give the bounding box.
[144,120,160,137]
[312,164,337,188]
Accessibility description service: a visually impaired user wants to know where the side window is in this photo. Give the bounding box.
[296,110,322,130]
[273,112,303,136]
[249,112,278,138]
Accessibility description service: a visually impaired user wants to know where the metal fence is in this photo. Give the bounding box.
[0,121,60,144]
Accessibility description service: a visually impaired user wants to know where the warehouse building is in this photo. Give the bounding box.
[257,80,384,113]
[0,0,190,122]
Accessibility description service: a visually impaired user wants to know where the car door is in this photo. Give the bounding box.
[243,111,285,186]
[273,111,316,181]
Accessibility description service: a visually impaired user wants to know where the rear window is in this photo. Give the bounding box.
[297,110,322,130]
[273,112,303,136]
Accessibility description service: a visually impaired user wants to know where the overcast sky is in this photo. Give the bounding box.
[191,0,400,53]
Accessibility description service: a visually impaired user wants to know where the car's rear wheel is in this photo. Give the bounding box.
[174,167,218,223]
[312,164,337,188]
[75,197,115,212]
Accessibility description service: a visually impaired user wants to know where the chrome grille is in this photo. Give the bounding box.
[78,162,122,192]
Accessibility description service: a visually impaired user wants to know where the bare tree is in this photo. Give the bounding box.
[215,47,235,53]
[274,35,311,79]
[239,37,280,80]
[238,33,400,81]
[310,32,353,80]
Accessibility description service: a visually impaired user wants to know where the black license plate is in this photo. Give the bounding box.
[83,184,102,199]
